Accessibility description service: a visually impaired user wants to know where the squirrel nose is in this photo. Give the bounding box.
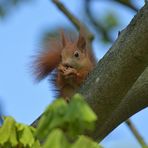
[62,63,73,68]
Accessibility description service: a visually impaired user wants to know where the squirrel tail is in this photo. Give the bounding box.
[32,37,63,81]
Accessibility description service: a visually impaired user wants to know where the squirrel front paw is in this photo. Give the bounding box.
[58,64,78,77]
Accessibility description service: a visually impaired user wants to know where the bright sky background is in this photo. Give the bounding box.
[0,0,147,148]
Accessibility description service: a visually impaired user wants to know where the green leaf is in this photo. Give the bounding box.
[19,126,35,147]
[43,129,70,148]
[59,94,97,137]
[16,123,26,131]
[36,94,97,139]
[47,99,68,129]
[32,140,41,148]
[0,116,40,148]
[71,136,102,148]
[36,99,68,139]
[9,123,18,147]
[64,94,97,132]
[71,94,97,122]
[0,116,18,146]
[16,122,38,147]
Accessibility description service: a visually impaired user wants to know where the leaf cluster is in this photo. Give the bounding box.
[0,116,40,148]
[36,94,101,148]
[0,94,102,148]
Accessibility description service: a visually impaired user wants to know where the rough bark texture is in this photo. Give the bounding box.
[97,67,148,141]
[79,3,148,140]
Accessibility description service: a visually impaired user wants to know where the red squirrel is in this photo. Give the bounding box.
[33,31,96,100]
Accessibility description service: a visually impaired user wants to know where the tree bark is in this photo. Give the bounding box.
[96,67,148,141]
[79,3,148,140]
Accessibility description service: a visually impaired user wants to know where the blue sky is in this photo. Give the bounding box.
[0,0,147,147]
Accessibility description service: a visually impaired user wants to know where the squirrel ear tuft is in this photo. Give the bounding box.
[77,33,86,50]
[60,31,68,47]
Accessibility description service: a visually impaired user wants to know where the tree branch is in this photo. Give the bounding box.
[78,3,148,140]
[95,67,148,141]
[84,0,113,42]
[84,1,144,143]
[125,119,147,147]
[51,0,94,42]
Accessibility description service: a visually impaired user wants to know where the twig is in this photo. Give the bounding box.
[51,0,94,42]
[84,0,113,42]
[125,119,147,148]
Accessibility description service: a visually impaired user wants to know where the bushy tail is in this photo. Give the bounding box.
[32,38,63,81]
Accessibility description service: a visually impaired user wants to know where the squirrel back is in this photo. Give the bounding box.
[33,31,96,100]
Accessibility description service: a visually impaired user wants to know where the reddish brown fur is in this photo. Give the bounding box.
[33,31,96,100]
[33,38,63,80]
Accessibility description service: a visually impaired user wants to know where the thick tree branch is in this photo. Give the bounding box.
[95,67,148,141]
[79,3,148,140]
[84,1,144,143]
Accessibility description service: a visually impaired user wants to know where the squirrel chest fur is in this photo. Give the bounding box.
[33,32,95,100]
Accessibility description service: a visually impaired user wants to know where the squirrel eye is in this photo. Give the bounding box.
[74,51,79,58]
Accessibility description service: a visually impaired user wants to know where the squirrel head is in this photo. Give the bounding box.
[60,32,91,70]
